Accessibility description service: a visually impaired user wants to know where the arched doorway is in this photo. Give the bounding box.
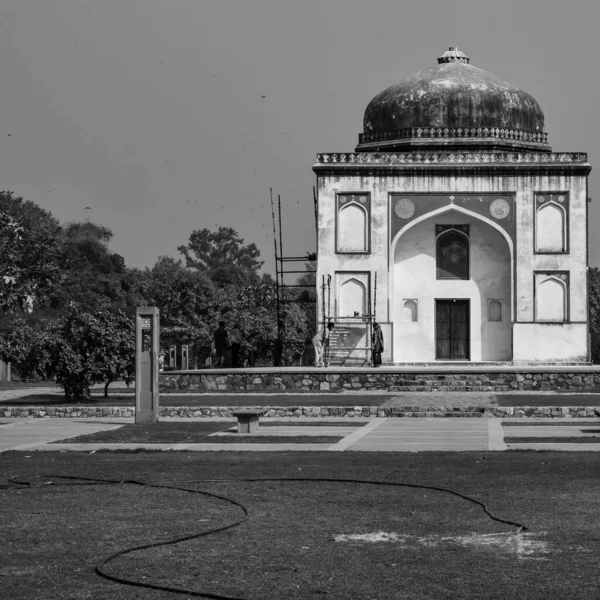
[391,209,512,362]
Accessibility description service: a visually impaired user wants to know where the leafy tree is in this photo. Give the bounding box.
[589,267,600,363]
[178,226,263,286]
[0,320,54,381]
[0,192,64,313]
[48,221,141,315]
[50,304,135,400]
[46,305,135,400]
[140,256,217,353]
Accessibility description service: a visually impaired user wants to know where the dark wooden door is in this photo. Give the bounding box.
[436,300,470,360]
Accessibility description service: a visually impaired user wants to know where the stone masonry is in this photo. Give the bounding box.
[159,371,600,393]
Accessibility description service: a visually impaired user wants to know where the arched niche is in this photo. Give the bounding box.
[339,278,366,317]
[403,299,418,322]
[536,202,566,252]
[488,299,502,322]
[338,203,367,252]
[536,277,567,321]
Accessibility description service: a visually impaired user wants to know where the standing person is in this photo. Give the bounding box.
[230,322,243,368]
[213,321,230,368]
[312,321,334,367]
[272,320,284,367]
[372,322,384,367]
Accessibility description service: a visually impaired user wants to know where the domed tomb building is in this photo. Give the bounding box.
[313,48,592,363]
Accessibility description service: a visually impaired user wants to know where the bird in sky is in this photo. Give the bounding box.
[84,207,91,210]
[6,134,11,137]
[261,95,267,98]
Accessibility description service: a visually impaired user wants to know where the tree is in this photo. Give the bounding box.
[0,192,64,313]
[48,221,141,315]
[0,320,54,381]
[178,226,263,286]
[47,305,135,400]
[588,267,600,363]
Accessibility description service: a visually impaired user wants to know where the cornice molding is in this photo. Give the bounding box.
[314,151,588,167]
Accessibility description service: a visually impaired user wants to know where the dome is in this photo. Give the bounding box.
[356,48,550,152]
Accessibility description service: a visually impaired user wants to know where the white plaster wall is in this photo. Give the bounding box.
[315,168,589,363]
[513,323,588,361]
[393,217,511,362]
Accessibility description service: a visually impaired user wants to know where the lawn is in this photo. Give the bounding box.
[1,452,599,600]
[50,422,355,444]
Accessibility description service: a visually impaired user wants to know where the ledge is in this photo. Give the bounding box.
[314,151,589,166]
[162,364,600,375]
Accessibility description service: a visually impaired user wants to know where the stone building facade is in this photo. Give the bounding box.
[314,48,592,364]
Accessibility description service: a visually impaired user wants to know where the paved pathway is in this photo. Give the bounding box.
[2,416,600,453]
[0,419,121,452]
[335,418,504,451]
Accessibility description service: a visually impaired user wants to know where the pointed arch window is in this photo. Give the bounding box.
[437,229,469,280]
[535,194,569,254]
[336,193,371,253]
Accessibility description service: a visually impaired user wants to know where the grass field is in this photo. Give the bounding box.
[2,451,599,600]
[50,422,355,444]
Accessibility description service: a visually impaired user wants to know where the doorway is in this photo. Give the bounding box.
[435,299,470,360]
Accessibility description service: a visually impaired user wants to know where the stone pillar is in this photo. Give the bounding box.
[135,307,160,424]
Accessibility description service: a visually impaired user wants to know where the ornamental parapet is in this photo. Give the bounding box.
[315,151,588,166]
[358,126,549,145]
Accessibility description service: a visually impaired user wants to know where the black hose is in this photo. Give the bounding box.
[7,474,529,599]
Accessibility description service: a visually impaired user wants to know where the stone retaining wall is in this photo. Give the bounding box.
[160,371,600,393]
[3,405,600,419]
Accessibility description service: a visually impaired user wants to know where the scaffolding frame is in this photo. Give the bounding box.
[271,188,318,361]
[271,187,380,366]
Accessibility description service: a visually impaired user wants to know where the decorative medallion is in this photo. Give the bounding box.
[558,195,565,203]
[340,196,347,203]
[560,273,567,280]
[395,198,415,219]
[359,196,367,204]
[538,196,545,203]
[490,198,510,219]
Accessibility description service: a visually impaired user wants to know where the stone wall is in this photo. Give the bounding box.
[160,370,600,393]
[3,405,600,419]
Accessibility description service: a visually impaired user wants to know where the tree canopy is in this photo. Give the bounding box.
[0,192,64,313]
[177,226,263,286]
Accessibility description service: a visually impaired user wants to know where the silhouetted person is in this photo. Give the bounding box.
[273,321,284,366]
[213,321,230,367]
[230,322,243,367]
[372,322,384,367]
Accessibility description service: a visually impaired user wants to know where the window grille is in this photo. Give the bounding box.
[437,231,469,279]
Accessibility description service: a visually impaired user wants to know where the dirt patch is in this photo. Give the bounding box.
[333,531,550,559]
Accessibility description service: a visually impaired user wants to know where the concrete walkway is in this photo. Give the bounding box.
[2,416,600,453]
[0,418,122,452]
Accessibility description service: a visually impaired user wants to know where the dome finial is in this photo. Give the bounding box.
[438,47,470,64]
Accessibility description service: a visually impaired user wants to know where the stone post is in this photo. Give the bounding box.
[135,307,160,424]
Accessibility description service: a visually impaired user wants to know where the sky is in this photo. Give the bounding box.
[1,0,599,274]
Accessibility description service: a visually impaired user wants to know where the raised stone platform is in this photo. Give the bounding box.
[3,404,600,419]
[160,366,600,394]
